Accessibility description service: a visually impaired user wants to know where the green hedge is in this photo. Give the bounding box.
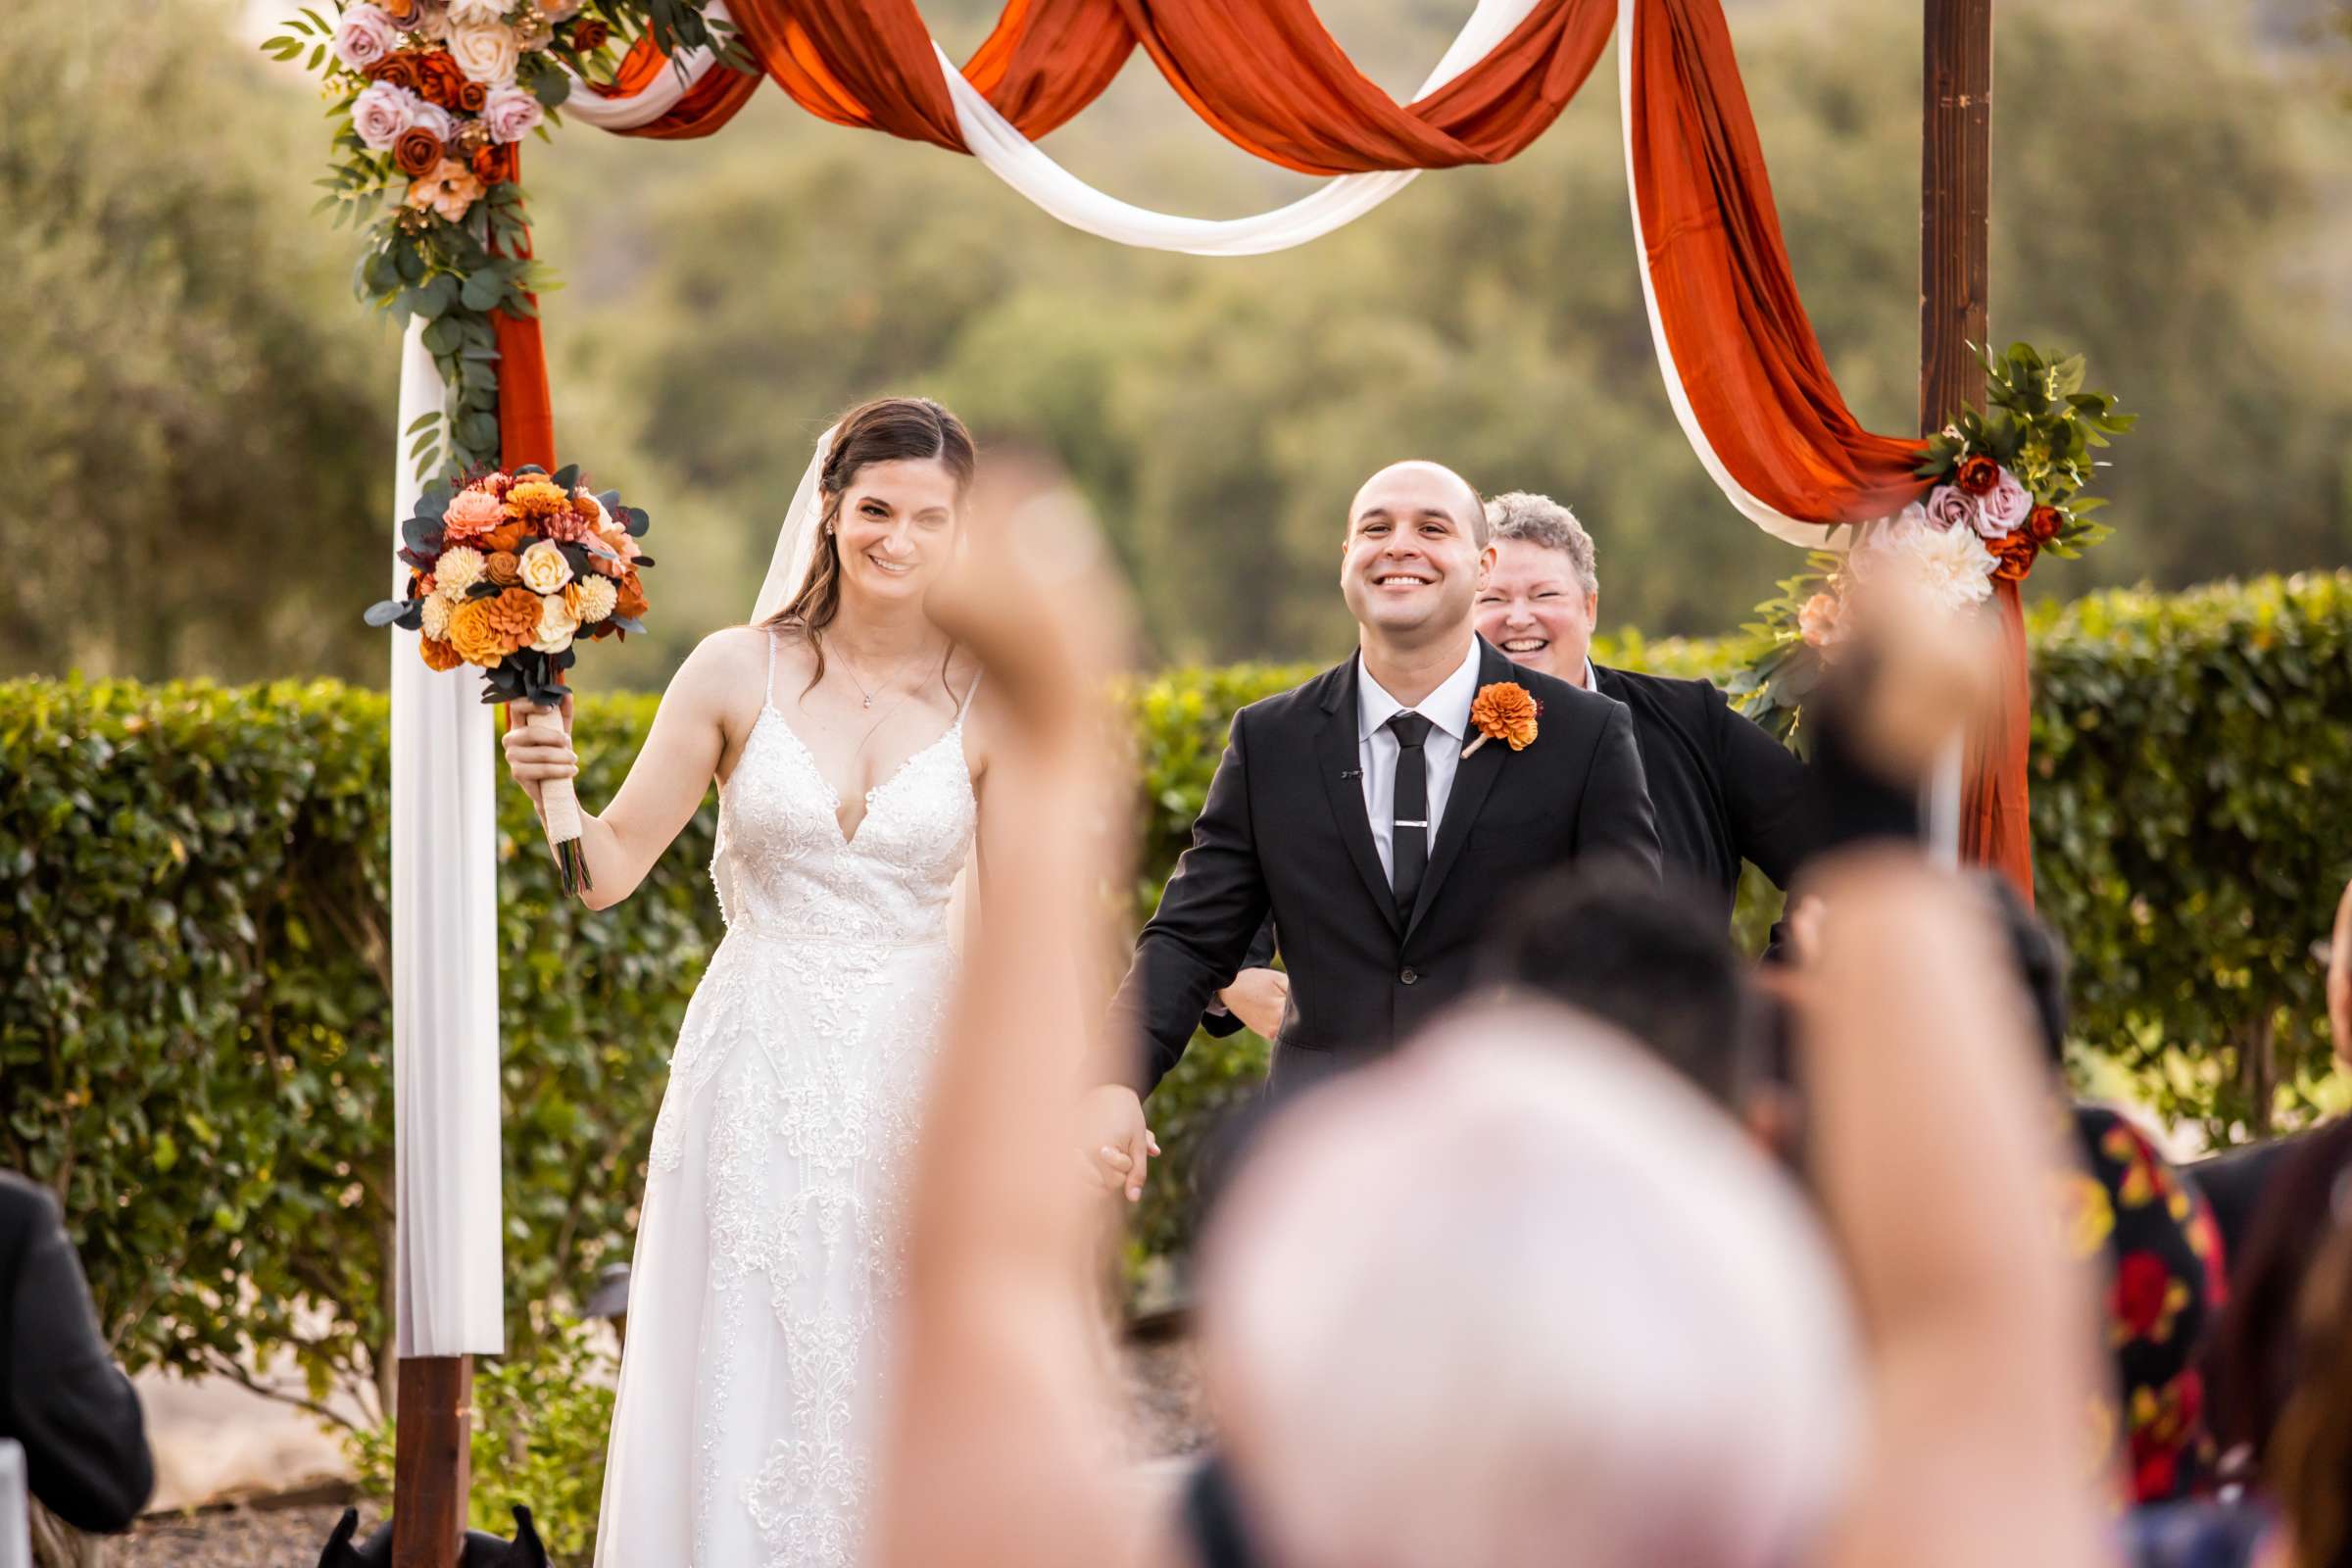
[4,573,2347,1400]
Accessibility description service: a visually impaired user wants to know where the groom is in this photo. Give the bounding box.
[1085,461,1661,1196]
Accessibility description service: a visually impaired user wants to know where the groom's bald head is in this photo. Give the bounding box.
[1348,462,1489,547]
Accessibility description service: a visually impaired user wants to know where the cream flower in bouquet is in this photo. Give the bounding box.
[517,539,573,595]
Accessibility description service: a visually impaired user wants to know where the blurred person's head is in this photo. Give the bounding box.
[2212,1118,2352,1479]
[1975,871,2070,1066]
[1198,1005,1859,1568]
[1474,494,1599,685]
[1480,862,1758,1113]
[1341,462,1494,657]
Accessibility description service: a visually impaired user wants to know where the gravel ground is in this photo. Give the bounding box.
[116,1339,1207,1567]
[117,1500,380,1568]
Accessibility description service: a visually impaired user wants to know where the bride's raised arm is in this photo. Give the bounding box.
[502,625,765,910]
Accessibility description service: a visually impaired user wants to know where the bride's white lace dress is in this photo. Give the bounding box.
[595,640,975,1568]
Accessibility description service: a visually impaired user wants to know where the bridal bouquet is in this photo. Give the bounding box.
[367,463,654,893]
[1733,342,2135,740]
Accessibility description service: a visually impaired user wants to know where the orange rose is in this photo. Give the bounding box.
[480,520,532,555]
[366,52,424,94]
[569,18,612,51]
[2026,505,2065,544]
[486,551,522,586]
[1988,529,2039,583]
[412,49,467,109]
[470,142,516,187]
[419,635,466,672]
[392,126,446,179]
[1467,681,1542,754]
[612,570,650,622]
[457,79,488,114]
[1955,454,2002,497]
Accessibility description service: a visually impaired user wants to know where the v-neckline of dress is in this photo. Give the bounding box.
[757,703,965,849]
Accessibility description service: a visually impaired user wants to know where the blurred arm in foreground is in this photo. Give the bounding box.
[869,467,1167,1568]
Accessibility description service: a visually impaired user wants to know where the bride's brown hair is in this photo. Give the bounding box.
[762,396,976,691]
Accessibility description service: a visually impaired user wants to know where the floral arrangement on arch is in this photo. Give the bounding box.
[266,1,739,480]
[1730,342,2136,742]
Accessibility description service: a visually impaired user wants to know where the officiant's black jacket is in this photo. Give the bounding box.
[1588,662,1811,915]
[1109,638,1662,1097]
[0,1171,154,1533]
[1197,660,1812,1043]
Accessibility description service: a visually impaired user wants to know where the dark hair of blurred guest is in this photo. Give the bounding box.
[2210,1118,2352,1481]
[2269,1215,2352,1568]
[1480,860,1758,1111]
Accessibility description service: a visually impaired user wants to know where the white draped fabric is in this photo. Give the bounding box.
[391,318,505,1358]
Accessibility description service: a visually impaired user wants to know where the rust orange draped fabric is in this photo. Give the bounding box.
[1967,583,2036,902]
[1112,0,1613,175]
[1622,0,2027,891]
[1624,0,1930,526]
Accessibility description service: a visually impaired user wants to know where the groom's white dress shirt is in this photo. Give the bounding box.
[1356,639,1484,883]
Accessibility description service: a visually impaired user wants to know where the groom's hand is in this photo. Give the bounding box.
[1217,967,1291,1039]
[1076,1085,1157,1203]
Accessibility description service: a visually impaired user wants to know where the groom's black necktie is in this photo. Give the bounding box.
[1387,711,1433,923]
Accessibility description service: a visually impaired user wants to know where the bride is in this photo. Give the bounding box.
[502,396,1000,1567]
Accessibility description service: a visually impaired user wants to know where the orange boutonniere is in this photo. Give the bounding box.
[1462,681,1542,757]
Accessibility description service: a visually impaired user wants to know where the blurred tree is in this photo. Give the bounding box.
[0,0,393,682]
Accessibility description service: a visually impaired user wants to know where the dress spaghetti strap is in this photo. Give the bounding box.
[956,669,983,723]
[762,628,780,710]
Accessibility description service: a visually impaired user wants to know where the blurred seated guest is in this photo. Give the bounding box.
[1203,492,1810,1040]
[2132,1206,2352,1568]
[868,479,2111,1568]
[0,1172,153,1533]
[2190,875,2352,1267]
[1978,874,2229,1504]
[2208,1116,2352,1492]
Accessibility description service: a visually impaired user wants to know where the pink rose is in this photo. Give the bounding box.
[351,80,420,150]
[1922,484,1980,534]
[479,83,545,145]
[441,484,509,542]
[332,3,401,72]
[1976,466,2034,537]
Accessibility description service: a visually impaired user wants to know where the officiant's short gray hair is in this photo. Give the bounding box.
[1486,492,1599,599]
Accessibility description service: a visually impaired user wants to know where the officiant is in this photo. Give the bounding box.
[1208,492,1812,1041]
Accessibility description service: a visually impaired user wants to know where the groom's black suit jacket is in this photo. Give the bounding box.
[1198,660,1813,1041]
[1109,638,1661,1098]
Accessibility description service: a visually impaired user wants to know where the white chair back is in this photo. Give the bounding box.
[0,1439,28,1568]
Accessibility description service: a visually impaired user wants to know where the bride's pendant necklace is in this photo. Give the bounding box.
[837,644,922,710]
